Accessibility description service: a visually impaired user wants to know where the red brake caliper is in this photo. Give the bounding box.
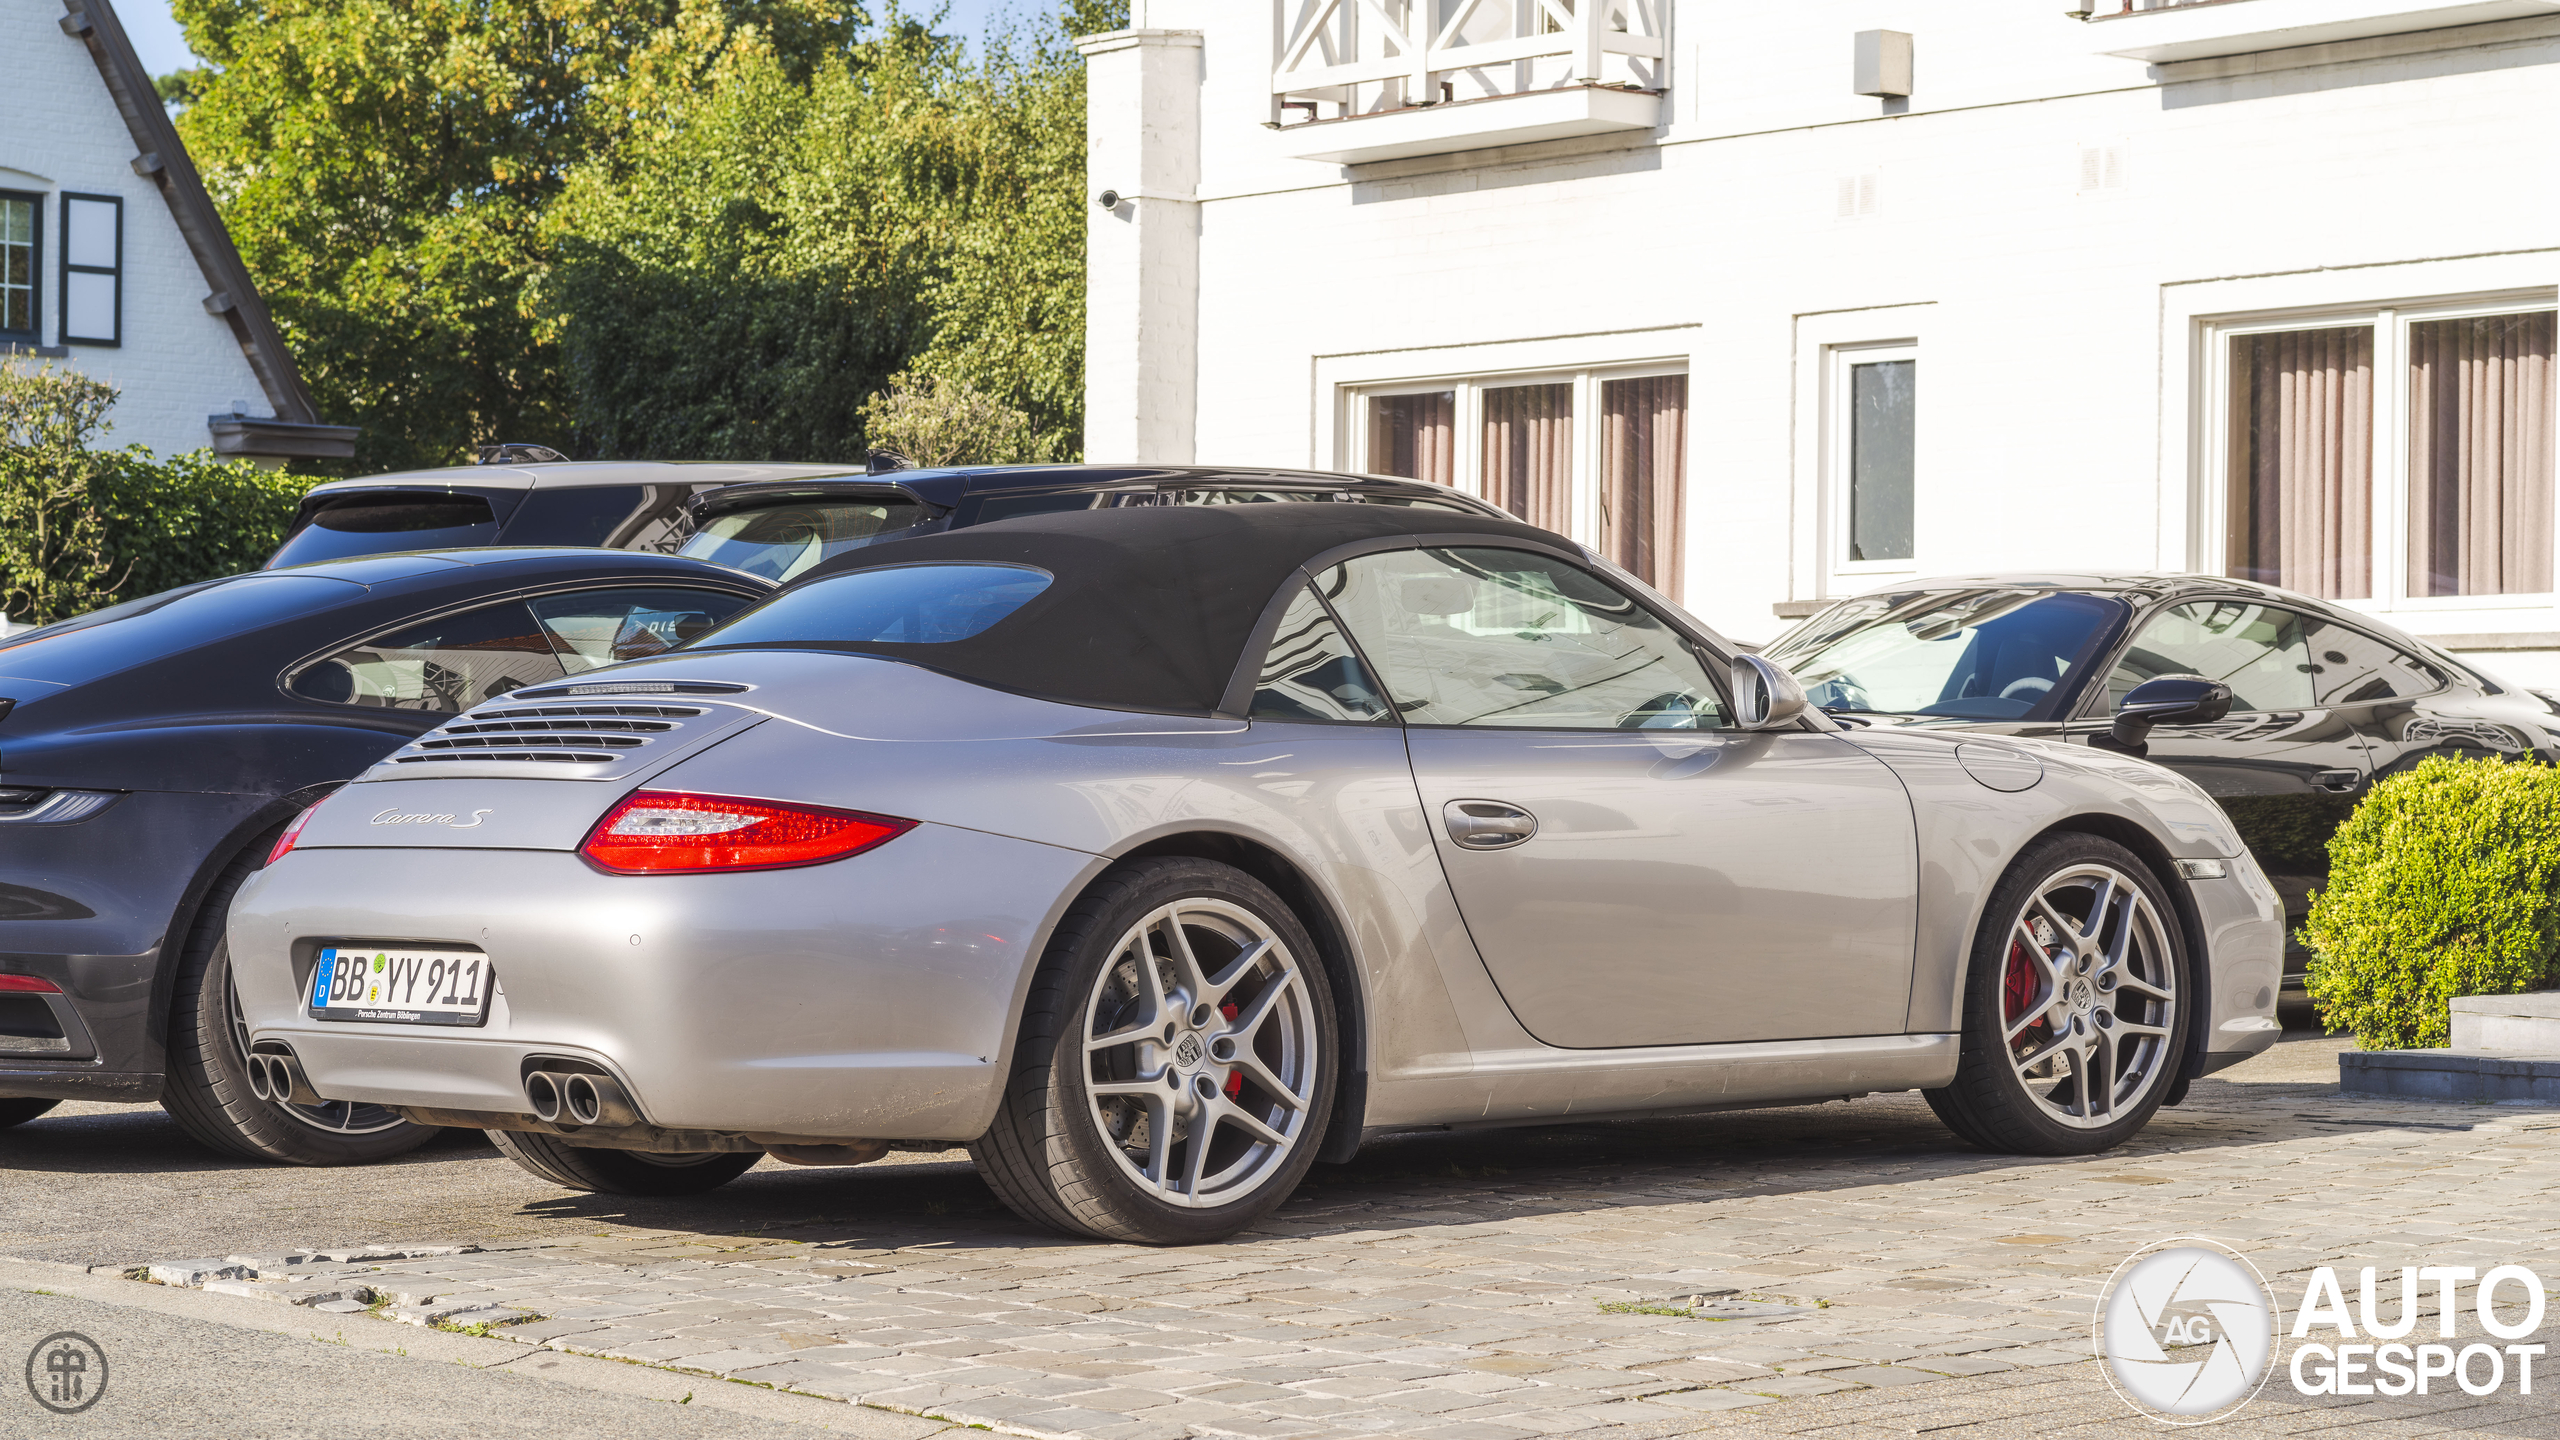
[1220,1003,1242,1096]
[2002,938,2038,1032]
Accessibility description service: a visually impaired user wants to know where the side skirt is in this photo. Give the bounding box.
[1362,1031,1959,1132]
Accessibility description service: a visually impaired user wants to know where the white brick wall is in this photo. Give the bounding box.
[0,1,273,457]
[1089,1,2560,678]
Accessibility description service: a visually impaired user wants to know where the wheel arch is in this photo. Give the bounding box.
[146,782,342,1069]
[1112,829,1371,1164]
[1998,813,2215,1092]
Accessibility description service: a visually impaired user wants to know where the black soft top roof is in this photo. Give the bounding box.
[752,503,1572,714]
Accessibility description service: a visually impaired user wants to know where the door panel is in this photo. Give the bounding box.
[2085,600,2373,999]
[1406,727,1920,1048]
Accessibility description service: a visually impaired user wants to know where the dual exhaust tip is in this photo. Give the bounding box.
[524,1069,639,1129]
[245,1049,324,1108]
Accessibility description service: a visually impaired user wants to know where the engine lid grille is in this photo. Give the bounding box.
[368,695,763,779]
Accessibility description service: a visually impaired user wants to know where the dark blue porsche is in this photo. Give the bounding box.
[0,549,772,1162]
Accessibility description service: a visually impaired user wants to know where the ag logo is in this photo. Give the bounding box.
[2096,1238,2279,1424]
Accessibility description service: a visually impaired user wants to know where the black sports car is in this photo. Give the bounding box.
[1763,573,2560,1019]
[0,549,773,1161]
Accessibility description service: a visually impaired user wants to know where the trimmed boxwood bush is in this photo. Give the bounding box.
[2302,755,2560,1050]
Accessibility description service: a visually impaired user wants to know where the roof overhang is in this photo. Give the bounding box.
[208,415,359,462]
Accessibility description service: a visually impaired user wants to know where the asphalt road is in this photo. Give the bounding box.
[0,1279,943,1439]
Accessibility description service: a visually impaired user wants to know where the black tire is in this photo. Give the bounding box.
[0,1097,59,1128]
[487,1129,759,1196]
[970,857,1337,1245]
[161,835,439,1165]
[1926,833,2192,1156]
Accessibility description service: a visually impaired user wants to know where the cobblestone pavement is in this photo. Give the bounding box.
[100,1034,2560,1438]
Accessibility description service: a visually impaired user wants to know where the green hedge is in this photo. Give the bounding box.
[2302,755,2560,1049]
[2,361,309,625]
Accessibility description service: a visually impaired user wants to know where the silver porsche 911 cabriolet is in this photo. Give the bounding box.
[228,504,2282,1244]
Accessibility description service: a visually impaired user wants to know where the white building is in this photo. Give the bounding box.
[1080,1,2560,680]
[3,0,351,464]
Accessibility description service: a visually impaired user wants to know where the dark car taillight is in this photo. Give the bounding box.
[580,790,914,875]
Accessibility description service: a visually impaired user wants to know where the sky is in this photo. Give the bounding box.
[113,0,1021,78]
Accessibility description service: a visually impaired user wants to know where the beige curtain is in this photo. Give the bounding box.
[1600,375,1687,598]
[1482,383,1573,533]
[2409,313,2555,597]
[1367,392,1455,485]
[2227,327,2372,599]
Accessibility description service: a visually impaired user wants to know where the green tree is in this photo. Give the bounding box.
[0,362,125,623]
[540,3,1104,462]
[170,0,864,473]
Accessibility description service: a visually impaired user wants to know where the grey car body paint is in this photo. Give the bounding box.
[1847,727,2283,1064]
[232,632,2283,1149]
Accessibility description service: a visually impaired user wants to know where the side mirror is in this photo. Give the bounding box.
[1731,654,1812,730]
[2095,674,2234,757]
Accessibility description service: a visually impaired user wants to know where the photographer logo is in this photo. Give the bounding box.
[24,1331,109,1415]
[2097,1239,2277,1424]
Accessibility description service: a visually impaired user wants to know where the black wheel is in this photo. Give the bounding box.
[970,857,1337,1245]
[161,833,438,1165]
[1926,833,2190,1156]
[487,1129,760,1196]
[0,1097,59,1128]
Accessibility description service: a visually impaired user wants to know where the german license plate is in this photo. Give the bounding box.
[308,945,492,1026]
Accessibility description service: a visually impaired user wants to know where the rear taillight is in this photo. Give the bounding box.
[267,801,326,865]
[580,790,915,875]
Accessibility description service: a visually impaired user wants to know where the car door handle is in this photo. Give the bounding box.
[1443,799,1538,850]
[2312,769,2361,793]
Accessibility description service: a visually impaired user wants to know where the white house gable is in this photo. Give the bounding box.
[1,0,351,463]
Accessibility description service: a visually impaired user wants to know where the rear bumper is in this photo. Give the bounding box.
[228,825,1095,1141]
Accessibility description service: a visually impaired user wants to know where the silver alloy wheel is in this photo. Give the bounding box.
[1081,897,1318,1208]
[225,977,409,1137]
[1997,863,2177,1129]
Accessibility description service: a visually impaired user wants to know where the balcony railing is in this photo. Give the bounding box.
[1272,0,1667,123]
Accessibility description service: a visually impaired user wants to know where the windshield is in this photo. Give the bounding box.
[1764,588,2129,721]
[677,497,929,582]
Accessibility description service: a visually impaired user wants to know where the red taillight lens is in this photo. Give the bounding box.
[267,801,325,866]
[0,974,61,993]
[580,790,915,875]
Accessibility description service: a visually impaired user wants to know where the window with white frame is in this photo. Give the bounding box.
[2207,295,2556,608]
[1827,343,1917,581]
[1348,366,1688,597]
[59,194,121,347]
[0,191,37,342]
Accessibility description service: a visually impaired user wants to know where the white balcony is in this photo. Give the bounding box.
[2087,0,2560,63]
[1272,0,1666,165]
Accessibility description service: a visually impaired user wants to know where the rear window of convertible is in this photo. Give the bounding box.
[689,563,1051,647]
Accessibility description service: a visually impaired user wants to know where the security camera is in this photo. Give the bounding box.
[1096,189,1122,209]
